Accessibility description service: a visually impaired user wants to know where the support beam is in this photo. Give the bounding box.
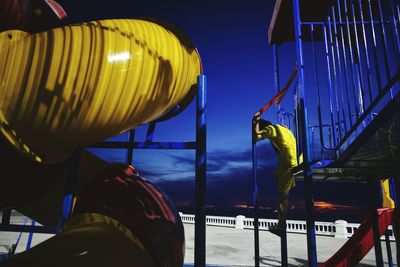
[195,74,207,267]
[292,0,317,266]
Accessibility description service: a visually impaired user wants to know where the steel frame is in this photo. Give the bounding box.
[255,0,400,266]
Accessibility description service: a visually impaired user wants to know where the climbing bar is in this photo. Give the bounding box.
[323,22,338,147]
[374,0,392,86]
[334,1,354,130]
[331,7,348,135]
[356,0,374,104]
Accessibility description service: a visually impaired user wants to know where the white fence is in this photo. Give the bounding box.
[179,213,395,241]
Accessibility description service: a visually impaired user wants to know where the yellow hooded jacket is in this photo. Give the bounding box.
[258,124,297,194]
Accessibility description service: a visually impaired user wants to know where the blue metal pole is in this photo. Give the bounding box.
[332,5,349,134]
[385,178,394,267]
[384,230,394,267]
[273,45,282,125]
[145,122,156,143]
[272,45,288,264]
[365,0,383,94]
[281,229,288,267]
[327,15,343,141]
[335,1,354,129]
[302,110,317,267]
[375,0,392,84]
[59,150,80,228]
[292,0,317,266]
[310,126,314,161]
[356,0,375,102]
[195,74,207,267]
[390,178,397,205]
[343,0,362,121]
[370,179,384,267]
[323,22,338,147]
[310,25,323,158]
[251,133,260,267]
[350,0,367,115]
[390,0,400,64]
[393,177,400,266]
[388,2,400,79]
[26,220,35,251]
[126,129,135,165]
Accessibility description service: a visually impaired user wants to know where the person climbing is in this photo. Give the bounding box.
[253,111,298,237]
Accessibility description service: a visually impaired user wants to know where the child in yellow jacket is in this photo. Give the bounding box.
[254,112,297,236]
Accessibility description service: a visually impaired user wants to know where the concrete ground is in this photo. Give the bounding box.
[0,214,397,266]
[183,224,397,267]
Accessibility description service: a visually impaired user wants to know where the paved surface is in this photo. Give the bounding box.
[0,215,397,266]
[183,224,396,266]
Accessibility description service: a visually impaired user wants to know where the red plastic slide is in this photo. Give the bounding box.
[319,208,393,267]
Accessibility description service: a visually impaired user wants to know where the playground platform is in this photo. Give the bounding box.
[0,213,396,267]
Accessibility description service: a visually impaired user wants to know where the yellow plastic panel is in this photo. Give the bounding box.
[0,19,201,163]
[381,178,395,208]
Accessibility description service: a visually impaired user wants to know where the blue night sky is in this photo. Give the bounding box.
[59,0,371,217]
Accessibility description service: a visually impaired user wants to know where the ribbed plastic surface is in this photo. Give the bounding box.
[0,19,202,163]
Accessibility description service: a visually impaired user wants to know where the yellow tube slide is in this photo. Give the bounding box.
[0,19,202,163]
[1,213,156,267]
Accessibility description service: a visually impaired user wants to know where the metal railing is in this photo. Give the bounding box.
[179,213,396,241]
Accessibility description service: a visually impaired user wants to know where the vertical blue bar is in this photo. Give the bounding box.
[273,45,281,124]
[336,1,355,129]
[390,0,400,62]
[350,0,366,115]
[292,0,317,266]
[311,24,326,158]
[370,179,384,267]
[390,178,397,205]
[323,22,338,148]
[59,150,80,228]
[126,129,135,165]
[26,220,36,250]
[393,177,400,266]
[386,177,395,267]
[331,7,348,135]
[327,14,343,141]
[366,0,382,94]
[251,136,260,267]
[343,0,361,121]
[145,122,156,143]
[388,0,400,79]
[357,0,374,103]
[195,74,207,267]
[281,229,288,267]
[384,230,393,267]
[274,42,288,267]
[375,0,392,83]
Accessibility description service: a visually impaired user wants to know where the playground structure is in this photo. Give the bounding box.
[0,12,207,267]
[253,0,400,266]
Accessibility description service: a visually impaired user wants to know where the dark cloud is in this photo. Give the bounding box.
[129,146,281,208]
